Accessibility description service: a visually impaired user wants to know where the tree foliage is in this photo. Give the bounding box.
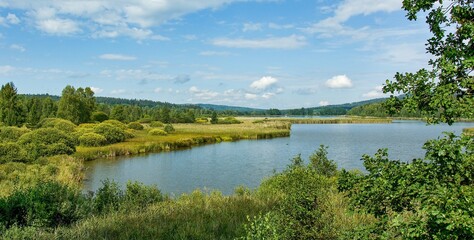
[384,0,473,124]
[57,86,96,124]
[0,82,22,126]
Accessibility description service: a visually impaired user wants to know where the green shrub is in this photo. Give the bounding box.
[0,181,87,228]
[91,112,109,122]
[218,117,242,124]
[138,118,152,124]
[93,123,126,144]
[122,181,164,210]
[38,118,77,132]
[93,179,122,214]
[124,130,135,139]
[163,124,175,133]
[102,120,127,130]
[18,128,77,159]
[79,133,107,147]
[148,128,167,136]
[0,142,29,163]
[149,121,164,128]
[127,122,144,130]
[0,126,30,143]
[195,118,208,124]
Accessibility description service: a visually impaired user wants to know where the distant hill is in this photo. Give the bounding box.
[20,93,388,115]
[196,104,264,112]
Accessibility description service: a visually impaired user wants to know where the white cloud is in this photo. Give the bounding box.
[36,18,81,35]
[189,86,219,100]
[362,85,387,98]
[245,93,258,100]
[2,0,253,39]
[243,22,262,32]
[99,54,137,61]
[90,87,104,94]
[319,101,330,106]
[212,35,306,49]
[10,44,26,52]
[6,13,20,24]
[154,88,162,93]
[111,89,126,94]
[325,75,353,89]
[199,51,231,56]
[0,65,15,74]
[262,92,275,99]
[250,76,278,90]
[321,0,401,26]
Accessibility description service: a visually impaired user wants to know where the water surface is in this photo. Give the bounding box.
[83,121,473,195]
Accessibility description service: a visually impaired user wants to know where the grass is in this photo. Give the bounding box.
[0,155,83,197]
[463,127,474,136]
[74,119,291,161]
[21,189,276,240]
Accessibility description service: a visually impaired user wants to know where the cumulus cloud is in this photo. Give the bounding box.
[319,101,330,106]
[99,54,137,61]
[173,75,191,84]
[154,88,162,93]
[245,93,258,100]
[212,35,306,49]
[6,13,20,24]
[90,87,104,94]
[262,92,275,99]
[325,75,353,88]
[189,86,219,100]
[10,44,26,52]
[1,0,249,39]
[362,85,386,98]
[250,76,278,90]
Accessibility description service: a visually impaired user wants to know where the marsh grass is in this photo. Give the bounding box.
[0,156,83,197]
[37,189,276,240]
[74,119,291,161]
[463,127,474,136]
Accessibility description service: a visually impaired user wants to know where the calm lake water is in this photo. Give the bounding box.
[83,121,473,195]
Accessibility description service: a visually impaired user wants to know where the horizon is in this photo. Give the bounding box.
[0,0,429,109]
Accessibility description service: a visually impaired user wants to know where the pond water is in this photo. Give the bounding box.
[83,121,473,195]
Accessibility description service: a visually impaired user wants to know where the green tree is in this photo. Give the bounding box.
[57,86,96,124]
[0,82,23,126]
[383,0,473,124]
[210,111,218,124]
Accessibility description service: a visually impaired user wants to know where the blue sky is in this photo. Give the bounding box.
[0,0,431,109]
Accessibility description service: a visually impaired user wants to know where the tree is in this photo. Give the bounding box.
[0,82,23,126]
[57,86,96,124]
[383,0,473,124]
[210,111,218,124]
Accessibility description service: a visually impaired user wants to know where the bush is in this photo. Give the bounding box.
[0,181,87,228]
[18,128,77,159]
[148,128,167,136]
[93,123,126,144]
[138,118,152,124]
[195,118,208,124]
[149,121,164,128]
[0,142,29,163]
[127,122,144,130]
[38,118,77,132]
[79,133,107,147]
[218,117,242,124]
[0,126,30,143]
[102,120,127,130]
[91,112,109,122]
[163,124,175,133]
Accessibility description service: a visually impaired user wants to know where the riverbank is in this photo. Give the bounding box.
[74,119,291,161]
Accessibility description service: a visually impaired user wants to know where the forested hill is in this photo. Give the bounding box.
[280,97,387,115]
[196,104,264,112]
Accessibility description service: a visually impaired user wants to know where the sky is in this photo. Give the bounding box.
[0,0,432,109]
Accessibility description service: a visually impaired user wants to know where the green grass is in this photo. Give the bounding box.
[25,189,276,240]
[74,119,291,161]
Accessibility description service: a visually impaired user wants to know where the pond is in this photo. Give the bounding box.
[83,120,473,195]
